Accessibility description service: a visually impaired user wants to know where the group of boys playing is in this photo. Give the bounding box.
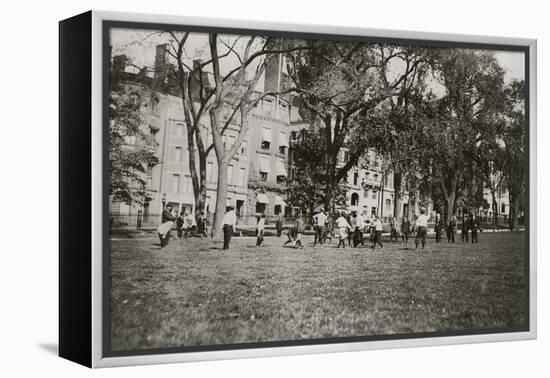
[281,208,430,250]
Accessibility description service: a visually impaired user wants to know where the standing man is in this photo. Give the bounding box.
[389,217,399,243]
[183,212,196,238]
[448,214,457,243]
[222,206,236,250]
[350,211,360,247]
[335,211,352,249]
[415,208,429,250]
[176,211,185,239]
[158,204,176,248]
[371,215,384,250]
[355,211,364,246]
[434,213,444,243]
[275,215,283,237]
[470,213,480,244]
[256,213,266,247]
[294,211,305,249]
[401,216,410,244]
[196,211,208,238]
[313,209,327,246]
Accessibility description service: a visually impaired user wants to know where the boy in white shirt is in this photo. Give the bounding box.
[256,213,266,247]
[335,211,352,249]
[371,215,384,250]
[415,208,429,250]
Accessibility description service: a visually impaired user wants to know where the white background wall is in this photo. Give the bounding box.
[0,0,547,376]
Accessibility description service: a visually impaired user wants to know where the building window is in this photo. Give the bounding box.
[276,175,285,184]
[124,135,137,145]
[111,201,121,213]
[239,168,246,187]
[501,203,506,213]
[236,200,244,217]
[184,176,193,194]
[384,176,389,186]
[261,127,272,150]
[353,172,359,186]
[174,124,184,137]
[385,198,391,210]
[171,174,180,194]
[263,99,274,114]
[278,131,289,155]
[174,147,183,162]
[372,190,377,200]
[351,193,359,206]
[256,203,266,214]
[259,172,268,181]
[371,207,377,216]
[274,205,282,215]
[207,162,216,183]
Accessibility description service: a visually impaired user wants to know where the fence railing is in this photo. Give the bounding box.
[109,212,160,230]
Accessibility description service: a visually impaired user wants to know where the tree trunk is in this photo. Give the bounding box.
[393,171,402,219]
[197,161,207,217]
[491,189,498,232]
[212,159,229,239]
[187,126,200,212]
[194,128,208,218]
[509,192,520,231]
[446,192,456,224]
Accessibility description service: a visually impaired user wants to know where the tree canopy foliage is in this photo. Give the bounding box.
[109,89,159,206]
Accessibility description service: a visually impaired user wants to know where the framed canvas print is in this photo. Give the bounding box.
[59,10,537,368]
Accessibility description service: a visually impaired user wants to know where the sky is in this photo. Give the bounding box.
[110,28,526,84]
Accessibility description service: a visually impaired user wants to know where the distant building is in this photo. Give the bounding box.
[482,187,510,219]
[340,150,432,222]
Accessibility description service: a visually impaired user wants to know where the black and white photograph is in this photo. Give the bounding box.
[106,23,529,354]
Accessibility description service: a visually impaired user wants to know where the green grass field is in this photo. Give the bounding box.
[109,231,526,351]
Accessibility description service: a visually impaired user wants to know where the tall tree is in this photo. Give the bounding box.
[164,33,307,224]
[365,46,431,218]
[500,80,526,230]
[109,89,159,206]
[205,35,309,238]
[165,32,242,218]
[420,49,507,222]
[287,42,425,210]
[287,129,348,214]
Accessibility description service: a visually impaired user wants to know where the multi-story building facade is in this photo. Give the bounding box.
[340,150,432,222]
[109,44,432,228]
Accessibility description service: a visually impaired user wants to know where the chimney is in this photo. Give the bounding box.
[112,54,128,72]
[154,44,169,81]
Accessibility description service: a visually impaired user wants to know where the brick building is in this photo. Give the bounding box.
[109,44,431,228]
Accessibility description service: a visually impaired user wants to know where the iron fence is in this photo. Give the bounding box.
[109,211,520,231]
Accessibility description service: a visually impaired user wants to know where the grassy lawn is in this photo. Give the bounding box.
[109,231,526,351]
